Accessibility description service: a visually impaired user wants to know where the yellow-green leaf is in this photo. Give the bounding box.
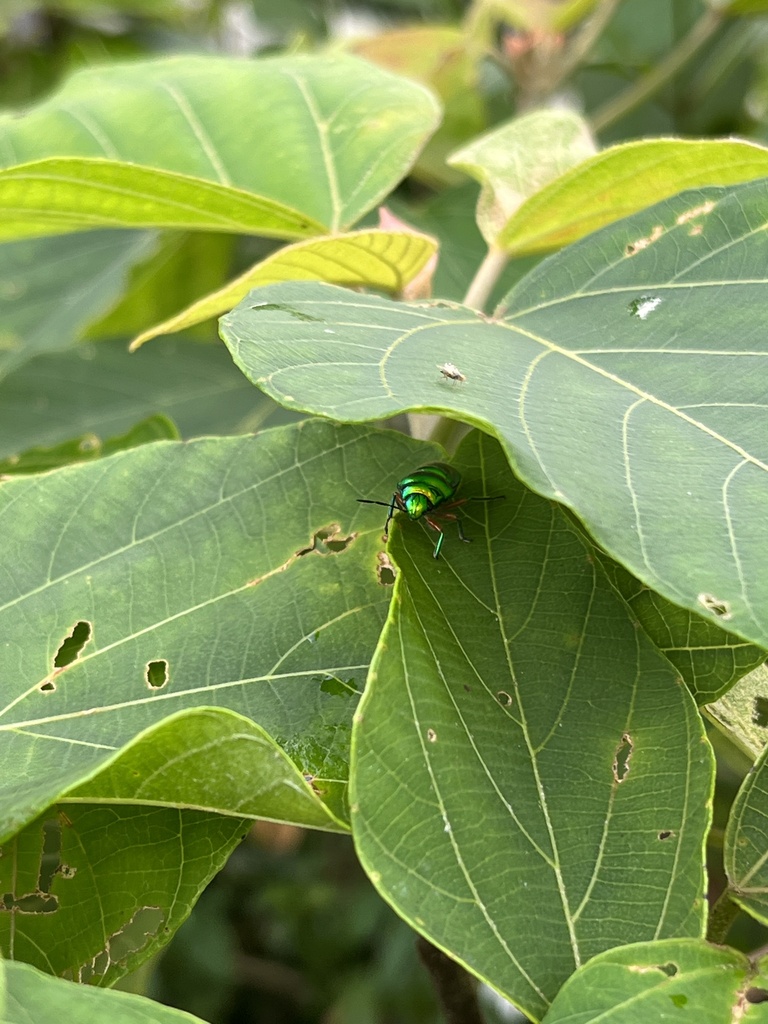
[449,109,597,244]
[130,229,437,350]
[497,137,768,255]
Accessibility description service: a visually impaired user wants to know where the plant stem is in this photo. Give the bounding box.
[590,7,724,134]
[707,887,741,944]
[464,246,509,311]
[417,936,485,1024]
[554,0,623,89]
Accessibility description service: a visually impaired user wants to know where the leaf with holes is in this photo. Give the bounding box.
[0,804,246,985]
[0,419,448,979]
[0,420,440,843]
[0,55,440,241]
[350,433,712,1021]
[220,177,768,659]
[540,939,754,1023]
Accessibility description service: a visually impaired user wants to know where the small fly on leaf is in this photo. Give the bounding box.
[437,362,467,383]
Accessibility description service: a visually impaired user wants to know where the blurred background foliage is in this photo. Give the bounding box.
[3,0,768,1020]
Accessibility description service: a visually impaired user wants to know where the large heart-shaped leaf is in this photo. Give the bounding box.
[0,55,440,239]
[351,433,711,1020]
[219,177,768,654]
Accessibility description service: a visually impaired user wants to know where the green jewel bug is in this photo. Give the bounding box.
[357,462,504,559]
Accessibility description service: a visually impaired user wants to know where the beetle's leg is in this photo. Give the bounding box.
[424,515,446,559]
[382,492,401,541]
[454,516,471,544]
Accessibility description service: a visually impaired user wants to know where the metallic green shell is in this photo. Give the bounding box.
[397,462,460,520]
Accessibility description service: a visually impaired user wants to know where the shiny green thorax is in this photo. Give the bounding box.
[397,463,461,520]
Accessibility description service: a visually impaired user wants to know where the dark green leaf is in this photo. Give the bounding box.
[0,414,179,475]
[351,433,712,1019]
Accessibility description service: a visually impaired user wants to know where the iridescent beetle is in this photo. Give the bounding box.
[357,462,504,559]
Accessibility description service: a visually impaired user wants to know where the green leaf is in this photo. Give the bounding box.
[1,957,209,1024]
[351,433,712,1020]
[0,230,157,379]
[352,26,487,187]
[88,232,236,341]
[0,55,440,239]
[707,664,768,757]
[0,338,275,461]
[724,0,768,14]
[129,230,438,350]
[725,735,768,927]
[219,178,768,653]
[448,109,597,244]
[0,804,246,984]
[0,414,179,475]
[540,939,751,1024]
[496,139,768,256]
[595,554,765,704]
[0,420,436,843]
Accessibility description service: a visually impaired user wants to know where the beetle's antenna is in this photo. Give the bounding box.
[356,499,394,507]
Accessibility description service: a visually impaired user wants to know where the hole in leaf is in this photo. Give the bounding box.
[376,552,396,585]
[753,696,768,728]
[697,592,732,619]
[319,676,358,698]
[657,963,678,978]
[53,620,92,669]
[669,994,688,1008]
[40,680,56,693]
[658,830,674,841]
[297,524,354,557]
[146,660,168,689]
[747,988,768,1004]
[628,295,662,320]
[3,817,62,914]
[612,733,633,783]
[497,690,513,707]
